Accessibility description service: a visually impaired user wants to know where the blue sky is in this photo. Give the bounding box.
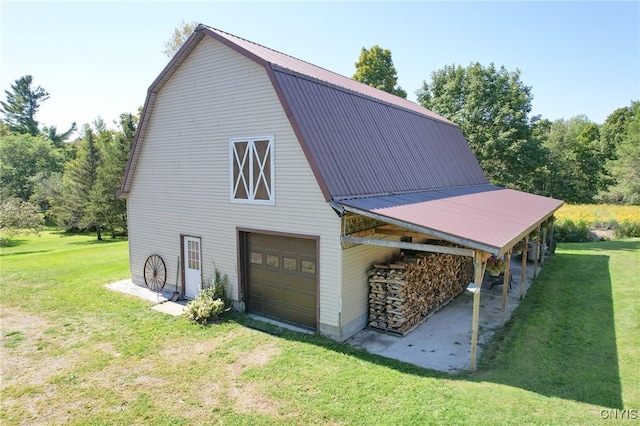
[1,1,638,133]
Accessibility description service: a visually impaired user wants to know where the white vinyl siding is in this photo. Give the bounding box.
[126,37,342,330]
[340,243,399,336]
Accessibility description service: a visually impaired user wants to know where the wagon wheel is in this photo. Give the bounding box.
[144,254,167,292]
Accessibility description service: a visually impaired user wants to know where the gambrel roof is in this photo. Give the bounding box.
[120,25,562,255]
[120,24,487,200]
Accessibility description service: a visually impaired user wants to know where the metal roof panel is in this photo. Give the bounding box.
[272,68,489,199]
[340,186,563,254]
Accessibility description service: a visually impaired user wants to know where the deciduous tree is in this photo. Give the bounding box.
[162,20,197,58]
[417,63,543,189]
[0,198,44,237]
[605,101,640,204]
[29,172,63,212]
[537,116,607,203]
[0,133,63,201]
[353,45,407,98]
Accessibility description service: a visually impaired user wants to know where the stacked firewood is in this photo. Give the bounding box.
[368,252,474,335]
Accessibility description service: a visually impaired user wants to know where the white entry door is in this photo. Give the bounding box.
[183,236,202,299]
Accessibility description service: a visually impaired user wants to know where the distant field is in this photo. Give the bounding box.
[555,204,640,227]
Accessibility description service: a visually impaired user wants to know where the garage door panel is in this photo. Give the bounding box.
[298,277,316,291]
[249,297,264,312]
[246,233,317,330]
[281,289,298,304]
[299,293,316,310]
[296,313,316,329]
[251,287,265,301]
[264,286,281,300]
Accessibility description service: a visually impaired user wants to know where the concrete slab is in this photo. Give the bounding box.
[247,314,314,334]
[105,279,185,316]
[105,279,174,303]
[347,257,542,374]
[151,301,187,316]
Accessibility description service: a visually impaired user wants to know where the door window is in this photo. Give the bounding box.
[188,240,200,270]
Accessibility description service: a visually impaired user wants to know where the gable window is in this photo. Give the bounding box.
[230,136,274,204]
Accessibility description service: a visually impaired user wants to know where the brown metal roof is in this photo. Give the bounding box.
[271,66,488,199]
[339,185,564,256]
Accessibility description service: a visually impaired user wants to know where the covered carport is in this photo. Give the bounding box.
[333,184,563,371]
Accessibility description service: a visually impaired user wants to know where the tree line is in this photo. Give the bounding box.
[0,75,136,239]
[1,28,638,239]
[354,47,639,205]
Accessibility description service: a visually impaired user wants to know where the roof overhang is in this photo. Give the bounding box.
[335,185,564,257]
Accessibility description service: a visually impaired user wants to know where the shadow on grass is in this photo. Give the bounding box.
[232,240,635,409]
[0,250,51,257]
[70,237,128,246]
[473,242,632,409]
[0,238,28,248]
[49,228,127,244]
[232,315,451,379]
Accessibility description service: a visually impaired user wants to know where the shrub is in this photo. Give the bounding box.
[614,220,640,238]
[554,219,591,242]
[0,198,44,237]
[183,289,226,324]
[210,268,228,304]
[183,268,229,324]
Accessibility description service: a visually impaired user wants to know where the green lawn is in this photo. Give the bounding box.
[1,231,638,425]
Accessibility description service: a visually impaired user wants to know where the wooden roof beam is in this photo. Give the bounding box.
[372,226,445,241]
[340,235,474,257]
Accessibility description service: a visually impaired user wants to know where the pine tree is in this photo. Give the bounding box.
[1,75,50,136]
[54,124,102,237]
[86,113,136,238]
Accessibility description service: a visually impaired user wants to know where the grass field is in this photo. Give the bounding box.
[1,230,639,424]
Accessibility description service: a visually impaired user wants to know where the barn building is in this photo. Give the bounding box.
[119,25,562,350]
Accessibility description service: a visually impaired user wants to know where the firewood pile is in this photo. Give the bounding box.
[368,252,474,335]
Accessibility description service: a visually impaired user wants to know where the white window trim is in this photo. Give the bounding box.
[229,136,275,205]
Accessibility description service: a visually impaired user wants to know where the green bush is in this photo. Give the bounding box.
[210,268,228,303]
[183,287,226,324]
[554,219,591,242]
[614,220,640,238]
[183,268,229,324]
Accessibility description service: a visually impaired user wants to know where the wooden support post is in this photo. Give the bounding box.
[501,251,511,326]
[541,226,548,266]
[470,284,481,372]
[533,226,541,280]
[520,240,527,300]
[470,250,490,372]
